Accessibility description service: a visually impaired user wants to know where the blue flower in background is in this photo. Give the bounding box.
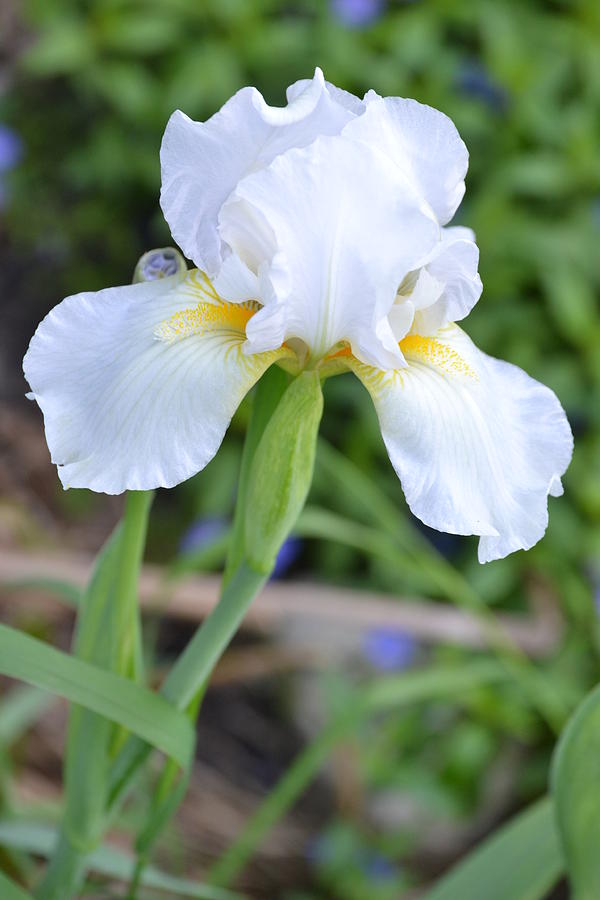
[0,125,22,172]
[180,516,301,578]
[271,535,302,579]
[457,63,508,112]
[362,628,417,670]
[179,516,227,555]
[306,832,399,884]
[0,124,23,210]
[362,852,397,882]
[331,0,385,28]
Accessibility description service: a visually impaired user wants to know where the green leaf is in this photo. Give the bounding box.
[424,797,563,900]
[0,821,242,900]
[552,681,600,899]
[0,869,33,900]
[63,524,126,851]
[40,490,152,879]
[0,624,193,770]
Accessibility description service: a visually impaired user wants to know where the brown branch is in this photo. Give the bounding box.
[0,549,562,658]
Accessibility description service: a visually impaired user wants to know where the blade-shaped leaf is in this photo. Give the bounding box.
[424,797,563,900]
[0,820,242,900]
[0,869,33,900]
[0,624,193,769]
[552,681,600,899]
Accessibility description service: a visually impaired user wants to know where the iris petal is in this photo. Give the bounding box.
[349,325,573,562]
[23,271,287,494]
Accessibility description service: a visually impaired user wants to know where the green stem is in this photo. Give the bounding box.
[34,834,87,900]
[36,491,153,900]
[113,491,154,681]
[163,561,267,706]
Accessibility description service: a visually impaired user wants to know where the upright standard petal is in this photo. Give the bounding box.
[343,95,469,225]
[219,135,439,368]
[389,226,482,339]
[349,325,573,562]
[23,271,287,494]
[286,75,365,115]
[160,68,355,274]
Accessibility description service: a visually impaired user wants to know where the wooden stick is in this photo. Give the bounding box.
[0,549,562,656]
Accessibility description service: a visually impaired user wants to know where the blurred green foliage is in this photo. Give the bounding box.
[2,0,600,895]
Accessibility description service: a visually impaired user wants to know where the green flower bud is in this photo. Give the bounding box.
[244,370,323,574]
[133,247,187,283]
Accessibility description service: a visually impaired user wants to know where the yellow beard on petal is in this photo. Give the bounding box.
[154,300,257,343]
[153,268,260,343]
[399,334,477,379]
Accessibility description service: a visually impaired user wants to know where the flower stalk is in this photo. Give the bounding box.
[35,492,153,900]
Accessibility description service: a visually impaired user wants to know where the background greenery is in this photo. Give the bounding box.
[1,0,599,897]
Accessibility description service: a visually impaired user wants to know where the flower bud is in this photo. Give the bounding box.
[133,247,187,283]
[244,370,323,574]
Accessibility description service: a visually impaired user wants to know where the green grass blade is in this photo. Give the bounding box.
[0,821,243,900]
[63,525,124,855]
[37,492,155,898]
[209,660,506,886]
[424,797,563,900]
[0,624,194,770]
[316,440,571,733]
[551,681,600,899]
[296,505,441,589]
[0,869,33,900]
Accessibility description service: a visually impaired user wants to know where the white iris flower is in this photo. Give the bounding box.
[23,69,572,562]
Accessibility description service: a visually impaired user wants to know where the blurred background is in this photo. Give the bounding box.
[1,0,599,897]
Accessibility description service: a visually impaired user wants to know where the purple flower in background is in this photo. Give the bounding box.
[271,536,302,579]
[179,516,227,554]
[331,0,385,28]
[362,852,397,882]
[179,516,301,577]
[0,125,22,172]
[0,124,23,211]
[457,63,508,111]
[362,628,417,671]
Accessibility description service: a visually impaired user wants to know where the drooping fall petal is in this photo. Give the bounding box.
[23,271,287,494]
[349,325,573,562]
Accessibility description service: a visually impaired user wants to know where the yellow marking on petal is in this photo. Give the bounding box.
[399,335,477,379]
[324,345,352,361]
[154,301,256,343]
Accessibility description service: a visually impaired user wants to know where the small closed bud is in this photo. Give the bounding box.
[244,370,323,574]
[133,247,187,283]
